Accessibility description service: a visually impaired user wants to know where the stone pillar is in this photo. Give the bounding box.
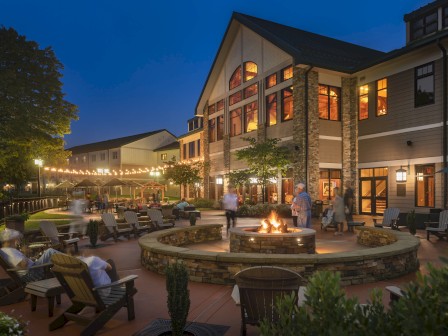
[203,103,210,199]
[292,67,319,202]
[341,77,359,214]
[223,134,230,171]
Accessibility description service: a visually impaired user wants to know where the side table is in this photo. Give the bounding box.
[25,277,64,317]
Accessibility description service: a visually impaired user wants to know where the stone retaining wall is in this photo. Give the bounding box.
[139,224,420,286]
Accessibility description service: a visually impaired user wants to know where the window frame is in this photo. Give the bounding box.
[410,10,438,40]
[243,61,258,82]
[281,66,293,81]
[161,153,167,161]
[415,62,435,108]
[281,86,293,122]
[217,115,224,141]
[230,108,242,137]
[229,66,242,90]
[415,164,435,208]
[266,93,277,126]
[318,84,341,121]
[266,73,277,89]
[358,84,369,120]
[229,91,242,106]
[208,118,216,143]
[376,78,388,117]
[244,101,258,133]
[243,83,258,99]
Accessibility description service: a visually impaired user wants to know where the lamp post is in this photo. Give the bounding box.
[34,159,43,197]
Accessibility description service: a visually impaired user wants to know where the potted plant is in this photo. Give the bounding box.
[86,219,100,247]
[5,212,29,233]
[407,209,417,235]
[166,262,190,336]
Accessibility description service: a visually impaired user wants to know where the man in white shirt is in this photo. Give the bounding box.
[223,185,238,232]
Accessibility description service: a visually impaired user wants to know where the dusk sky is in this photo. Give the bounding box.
[1,0,430,148]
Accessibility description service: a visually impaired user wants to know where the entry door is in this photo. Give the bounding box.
[359,177,388,215]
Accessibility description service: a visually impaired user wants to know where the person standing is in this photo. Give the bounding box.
[332,187,346,235]
[343,181,355,222]
[291,194,299,227]
[223,185,238,232]
[292,183,312,228]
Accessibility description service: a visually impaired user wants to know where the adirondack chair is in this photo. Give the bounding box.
[373,208,402,230]
[0,251,53,306]
[425,209,448,240]
[100,213,134,242]
[49,254,138,336]
[123,211,152,236]
[39,221,80,253]
[234,266,303,336]
[146,209,175,230]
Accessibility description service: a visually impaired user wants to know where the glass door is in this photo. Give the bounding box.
[359,168,388,215]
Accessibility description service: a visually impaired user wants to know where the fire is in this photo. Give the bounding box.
[258,211,288,233]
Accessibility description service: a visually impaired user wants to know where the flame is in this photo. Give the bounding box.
[259,211,285,233]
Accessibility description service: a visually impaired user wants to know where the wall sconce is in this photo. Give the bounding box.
[396,166,407,183]
[406,140,413,146]
[216,177,223,185]
[417,172,424,181]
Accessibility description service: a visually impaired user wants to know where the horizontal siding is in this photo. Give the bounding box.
[359,127,443,163]
[359,59,443,136]
[319,120,342,137]
[266,120,294,139]
[209,141,224,154]
[319,139,342,163]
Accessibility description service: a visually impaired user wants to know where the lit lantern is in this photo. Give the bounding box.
[396,167,407,183]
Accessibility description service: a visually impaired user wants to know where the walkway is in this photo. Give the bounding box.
[1,209,447,336]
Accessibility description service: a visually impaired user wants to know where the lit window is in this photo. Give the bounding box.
[415,62,434,107]
[266,93,277,126]
[266,73,277,89]
[359,85,369,120]
[82,156,86,163]
[282,66,293,81]
[161,153,167,160]
[318,85,340,121]
[415,165,435,207]
[229,91,242,106]
[281,86,293,121]
[230,108,242,137]
[244,83,258,99]
[208,104,215,115]
[189,142,195,158]
[244,102,258,133]
[217,115,224,141]
[244,62,258,82]
[208,119,216,143]
[217,99,224,111]
[229,66,242,90]
[376,78,387,116]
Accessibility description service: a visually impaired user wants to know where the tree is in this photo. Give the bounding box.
[226,169,252,204]
[163,159,206,199]
[0,27,78,191]
[235,137,291,203]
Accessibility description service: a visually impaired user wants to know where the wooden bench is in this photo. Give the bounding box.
[347,221,365,232]
[24,277,64,317]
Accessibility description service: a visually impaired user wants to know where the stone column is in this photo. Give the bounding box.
[203,104,210,199]
[307,70,319,202]
[341,77,359,214]
[292,67,307,185]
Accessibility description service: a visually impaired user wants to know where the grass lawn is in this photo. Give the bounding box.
[24,211,84,231]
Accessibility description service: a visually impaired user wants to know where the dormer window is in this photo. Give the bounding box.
[410,10,438,41]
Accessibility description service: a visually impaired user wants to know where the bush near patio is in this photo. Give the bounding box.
[260,259,448,336]
[189,198,214,209]
[236,203,292,218]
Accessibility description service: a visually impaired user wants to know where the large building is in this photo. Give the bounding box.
[189,0,448,215]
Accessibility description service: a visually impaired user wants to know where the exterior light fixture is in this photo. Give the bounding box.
[396,166,407,183]
[34,159,43,197]
[216,177,223,185]
[417,172,424,182]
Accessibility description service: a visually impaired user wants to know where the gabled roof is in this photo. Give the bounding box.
[67,130,174,154]
[154,141,180,152]
[196,12,385,114]
[234,13,385,72]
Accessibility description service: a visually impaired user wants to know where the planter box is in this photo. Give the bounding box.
[5,220,25,233]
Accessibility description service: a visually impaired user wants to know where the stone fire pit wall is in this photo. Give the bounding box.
[139,224,420,286]
[229,227,316,254]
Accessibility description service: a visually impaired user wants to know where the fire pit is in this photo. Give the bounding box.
[229,212,316,254]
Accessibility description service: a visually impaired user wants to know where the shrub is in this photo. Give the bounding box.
[191,198,214,208]
[260,259,448,335]
[166,262,190,336]
[86,219,99,247]
[0,311,29,335]
[275,204,293,218]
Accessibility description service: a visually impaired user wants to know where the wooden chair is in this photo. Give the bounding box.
[100,213,134,242]
[234,266,303,336]
[49,254,138,336]
[425,209,448,241]
[123,211,152,236]
[146,209,175,230]
[373,208,402,230]
[39,221,80,253]
[0,251,53,306]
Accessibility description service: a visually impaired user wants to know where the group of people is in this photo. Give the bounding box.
[0,228,118,291]
[321,182,355,235]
